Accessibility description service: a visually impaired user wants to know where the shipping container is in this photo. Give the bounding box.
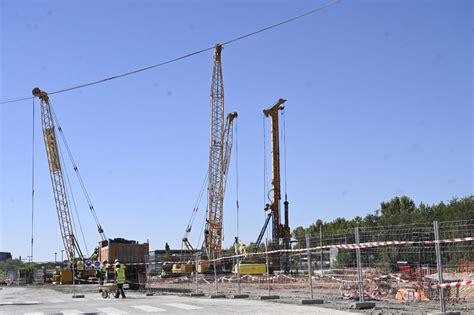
[98,238,149,290]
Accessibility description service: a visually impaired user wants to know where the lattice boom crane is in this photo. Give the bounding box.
[32,87,82,263]
[205,44,237,260]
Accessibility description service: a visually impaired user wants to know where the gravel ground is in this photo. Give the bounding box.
[145,275,474,315]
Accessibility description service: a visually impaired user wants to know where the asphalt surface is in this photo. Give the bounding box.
[0,286,358,314]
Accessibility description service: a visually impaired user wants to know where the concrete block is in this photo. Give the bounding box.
[190,293,205,297]
[72,294,85,299]
[233,294,249,299]
[260,295,280,300]
[352,301,375,309]
[210,294,226,299]
[301,299,324,304]
[427,312,461,315]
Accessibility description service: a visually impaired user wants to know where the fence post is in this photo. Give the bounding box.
[301,234,323,305]
[352,226,374,309]
[320,226,323,275]
[237,256,242,295]
[72,261,76,298]
[306,234,314,300]
[213,252,218,295]
[195,253,199,294]
[259,239,279,300]
[265,239,271,296]
[434,220,446,313]
[209,251,225,298]
[145,254,153,296]
[355,226,364,303]
[190,252,204,297]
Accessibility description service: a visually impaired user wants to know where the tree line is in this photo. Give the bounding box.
[292,195,474,271]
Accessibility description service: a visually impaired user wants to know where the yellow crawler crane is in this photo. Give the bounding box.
[32,87,84,265]
[199,44,238,272]
[32,88,107,283]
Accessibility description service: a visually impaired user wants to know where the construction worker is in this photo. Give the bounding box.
[99,260,108,285]
[114,261,126,298]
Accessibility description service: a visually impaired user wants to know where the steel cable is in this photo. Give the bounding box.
[1,1,340,105]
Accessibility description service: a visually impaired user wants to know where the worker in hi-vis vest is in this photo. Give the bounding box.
[98,260,107,286]
[114,260,126,298]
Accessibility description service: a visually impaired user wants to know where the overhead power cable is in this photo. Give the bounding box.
[0,0,340,105]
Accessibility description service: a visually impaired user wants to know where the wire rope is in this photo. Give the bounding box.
[0,1,340,105]
[30,97,35,262]
[49,104,105,237]
[263,115,270,244]
[235,117,240,239]
[56,128,89,258]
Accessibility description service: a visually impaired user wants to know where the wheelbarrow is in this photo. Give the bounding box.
[99,283,117,299]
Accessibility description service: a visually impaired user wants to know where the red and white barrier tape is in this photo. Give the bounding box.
[210,235,474,263]
[113,235,474,266]
[432,280,473,289]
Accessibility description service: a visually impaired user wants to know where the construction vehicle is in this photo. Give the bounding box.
[32,88,144,285]
[33,87,88,265]
[33,88,107,267]
[263,99,291,245]
[165,44,237,274]
[164,44,235,273]
[171,228,196,275]
[245,99,291,272]
[264,98,291,271]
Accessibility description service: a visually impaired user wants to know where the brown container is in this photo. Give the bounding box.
[99,238,149,264]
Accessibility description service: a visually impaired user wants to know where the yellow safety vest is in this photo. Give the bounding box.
[116,265,126,284]
[100,264,107,273]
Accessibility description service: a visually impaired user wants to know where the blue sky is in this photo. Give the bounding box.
[1,0,472,262]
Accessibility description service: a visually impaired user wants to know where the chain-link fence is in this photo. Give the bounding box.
[3,220,472,313]
[143,219,474,313]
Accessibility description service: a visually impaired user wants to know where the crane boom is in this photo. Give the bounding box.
[221,112,238,200]
[32,87,82,263]
[206,44,239,260]
[206,44,225,259]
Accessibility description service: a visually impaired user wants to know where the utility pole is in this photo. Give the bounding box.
[54,252,57,264]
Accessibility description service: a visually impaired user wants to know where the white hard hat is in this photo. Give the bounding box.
[114,259,119,263]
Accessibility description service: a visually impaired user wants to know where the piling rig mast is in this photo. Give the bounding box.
[263,98,291,270]
[32,87,82,264]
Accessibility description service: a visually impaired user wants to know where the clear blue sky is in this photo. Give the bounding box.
[1,0,472,262]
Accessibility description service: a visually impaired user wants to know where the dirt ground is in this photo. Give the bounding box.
[146,274,474,315]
